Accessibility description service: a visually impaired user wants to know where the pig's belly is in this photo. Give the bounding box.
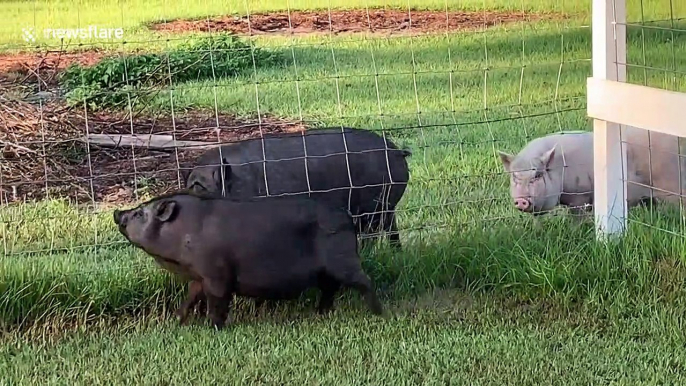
[153,257,197,281]
[234,271,320,300]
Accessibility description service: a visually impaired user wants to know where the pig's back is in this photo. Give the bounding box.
[518,132,592,167]
[214,128,407,199]
[202,194,341,231]
[518,131,590,158]
[517,132,594,195]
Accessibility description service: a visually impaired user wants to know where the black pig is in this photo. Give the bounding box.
[183,127,411,247]
[113,191,384,329]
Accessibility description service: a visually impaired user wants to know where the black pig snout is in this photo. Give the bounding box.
[113,209,129,227]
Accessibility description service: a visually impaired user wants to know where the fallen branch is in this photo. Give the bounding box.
[80,133,220,150]
[0,139,40,155]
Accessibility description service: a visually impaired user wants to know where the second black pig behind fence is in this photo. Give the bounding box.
[183,126,412,247]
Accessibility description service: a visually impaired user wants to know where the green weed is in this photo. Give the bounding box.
[59,33,281,109]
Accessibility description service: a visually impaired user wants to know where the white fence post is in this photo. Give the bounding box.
[591,0,628,239]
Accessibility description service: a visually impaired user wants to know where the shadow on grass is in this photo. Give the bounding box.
[2,204,685,331]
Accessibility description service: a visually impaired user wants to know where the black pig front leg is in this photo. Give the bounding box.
[327,262,384,316]
[176,280,205,325]
[316,274,341,315]
[202,278,233,330]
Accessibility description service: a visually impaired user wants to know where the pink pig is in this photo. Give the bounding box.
[498,128,686,216]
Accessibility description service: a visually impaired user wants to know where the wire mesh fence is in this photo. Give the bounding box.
[607,0,686,237]
[0,0,685,324]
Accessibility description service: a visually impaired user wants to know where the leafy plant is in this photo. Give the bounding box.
[60,33,280,110]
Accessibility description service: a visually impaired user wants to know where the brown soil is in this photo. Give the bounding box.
[0,50,108,80]
[0,43,307,206]
[150,9,560,36]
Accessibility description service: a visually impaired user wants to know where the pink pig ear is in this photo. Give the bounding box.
[498,151,514,172]
[539,146,556,168]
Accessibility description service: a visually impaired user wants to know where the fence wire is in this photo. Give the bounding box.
[0,0,684,281]
[608,0,686,239]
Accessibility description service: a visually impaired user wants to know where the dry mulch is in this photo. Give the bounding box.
[0,82,304,205]
[0,42,307,207]
[0,40,306,206]
[149,9,560,36]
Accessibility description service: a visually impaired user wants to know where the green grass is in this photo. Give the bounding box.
[3,294,686,384]
[2,0,580,49]
[1,0,683,50]
[2,197,686,324]
[2,0,686,382]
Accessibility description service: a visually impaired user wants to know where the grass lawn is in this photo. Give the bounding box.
[1,0,682,50]
[3,293,686,384]
[1,0,686,383]
[2,0,581,49]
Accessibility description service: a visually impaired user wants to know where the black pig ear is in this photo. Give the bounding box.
[212,158,232,186]
[179,167,191,187]
[155,200,178,222]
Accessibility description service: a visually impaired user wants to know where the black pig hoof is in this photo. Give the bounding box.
[210,316,229,331]
[316,307,334,316]
[212,323,225,331]
[176,314,189,326]
[368,299,384,316]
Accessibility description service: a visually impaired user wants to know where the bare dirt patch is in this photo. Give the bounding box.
[149,9,561,36]
[0,50,108,81]
[1,91,304,205]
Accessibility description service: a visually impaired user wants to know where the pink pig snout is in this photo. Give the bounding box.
[514,198,531,212]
